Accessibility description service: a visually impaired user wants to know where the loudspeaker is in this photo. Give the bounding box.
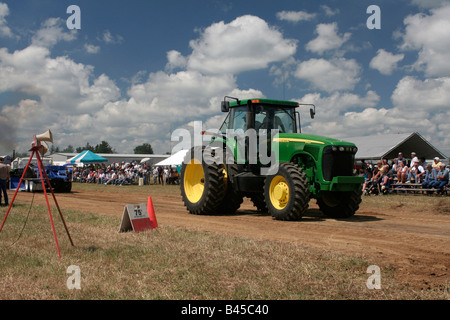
[31,130,53,156]
[39,141,49,156]
[36,130,53,143]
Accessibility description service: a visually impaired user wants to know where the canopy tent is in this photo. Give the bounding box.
[344,132,447,161]
[66,150,108,164]
[155,150,189,166]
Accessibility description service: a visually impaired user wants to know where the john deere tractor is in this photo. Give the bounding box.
[180,97,364,220]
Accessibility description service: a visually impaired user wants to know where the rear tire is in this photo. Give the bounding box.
[215,162,243,215]
[248,193,268,213]
[264,162,310,221]
[180,146,226,215]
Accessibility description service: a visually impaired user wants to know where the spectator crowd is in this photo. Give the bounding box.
[72,161,180,186]
[71,153,449,196]
[359,152,449,195]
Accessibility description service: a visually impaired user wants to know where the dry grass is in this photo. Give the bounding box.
[361,193,450,215]
[1,183,449,300]
[0,199,447,300]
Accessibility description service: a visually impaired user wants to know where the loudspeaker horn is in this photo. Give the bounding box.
[36,130,53,143]
[39,141,49,156]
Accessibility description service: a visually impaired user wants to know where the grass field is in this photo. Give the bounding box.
[0,184,448,300]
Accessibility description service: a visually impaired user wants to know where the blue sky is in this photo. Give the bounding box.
[1,0,449,157]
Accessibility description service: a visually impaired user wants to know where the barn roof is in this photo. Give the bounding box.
[342,132,447,161]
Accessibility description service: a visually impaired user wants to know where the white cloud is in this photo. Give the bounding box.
[0,2,12,38]
[370,49,404,75]
[0,36,121,150]
[165,50,187,72]
[99,30,123,44]
[306,22,350,55]
[294,58,361,92]
[0,45,120,111]
[411,0,450,9]
[321,5,340,17]
[2,14,291,154]
[302,107,390,140]
[187,15,297,75]
[84,43,100,54]
[31,18,76,47]
[392,76,450,111]
[276,10,316,23]
[400,5,450,77]
[298,90,380,117]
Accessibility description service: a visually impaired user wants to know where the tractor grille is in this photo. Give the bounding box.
[322,146,356,181]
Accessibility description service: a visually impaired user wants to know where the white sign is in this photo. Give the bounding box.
[119,203,154,233]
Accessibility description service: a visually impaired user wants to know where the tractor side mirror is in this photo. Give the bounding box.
[310,107,315,119]
[221,101,230,113]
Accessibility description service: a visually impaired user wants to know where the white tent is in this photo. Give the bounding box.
[155,150,189,166]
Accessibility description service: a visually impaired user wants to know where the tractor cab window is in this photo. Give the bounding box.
[219,113,230,135]
[230,106,248,131]
[254,106,295,133]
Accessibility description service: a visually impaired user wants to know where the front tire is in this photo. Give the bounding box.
[317,188,362,218]
[264,162,310,221]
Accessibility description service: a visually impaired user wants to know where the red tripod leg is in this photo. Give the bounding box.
[0,152,35,232]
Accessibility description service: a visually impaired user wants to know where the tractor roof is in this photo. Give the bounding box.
[229,99,299,108]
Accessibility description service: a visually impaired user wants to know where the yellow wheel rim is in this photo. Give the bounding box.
[269,175,290,210]
[184,159,205,203]
[222,165,228,192]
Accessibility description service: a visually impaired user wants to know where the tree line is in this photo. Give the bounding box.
[50,141,154,154]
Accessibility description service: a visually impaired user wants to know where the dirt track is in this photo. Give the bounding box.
[11,186,450,291]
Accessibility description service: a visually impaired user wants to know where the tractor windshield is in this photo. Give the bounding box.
[221,104,297,134]
[254,105,295,133]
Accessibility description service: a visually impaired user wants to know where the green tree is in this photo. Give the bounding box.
[76,142,94,153]
[62,145,74,153]
[134,143,154,154]
[94,141,115,154]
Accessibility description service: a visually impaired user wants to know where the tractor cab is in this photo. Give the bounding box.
[219,97,315,135]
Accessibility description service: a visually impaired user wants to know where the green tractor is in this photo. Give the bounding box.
[180,97,364,220]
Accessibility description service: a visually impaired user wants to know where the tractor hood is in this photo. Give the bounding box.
[273,132,359,165]
[274,132,357,148]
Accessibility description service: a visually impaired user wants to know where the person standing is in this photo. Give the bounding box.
[0,157,10,206]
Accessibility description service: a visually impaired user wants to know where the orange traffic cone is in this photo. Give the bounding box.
[147,196,158,228]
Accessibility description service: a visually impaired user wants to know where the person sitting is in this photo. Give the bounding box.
[421,164,436,191]
[86,171,96,183]
[362,167,373,194]
[430,163,449,194]
[379,165,393,194]
[407,160,425,183]
[432,157,443,171]
[396,160,408,184]
[409,152,418,168]
[115,171,126,185]
[171,169,180,185]
[104,171,117,185]
[393,152,407,170]
[366,166,382,195]
[419,157,427,169]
